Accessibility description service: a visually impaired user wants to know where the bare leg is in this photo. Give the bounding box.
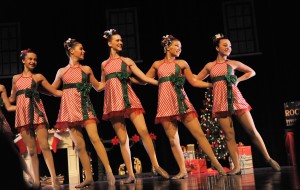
[130,113,169,179]
[237,111,280,171]
[19,154,34,182]
[130,114,158,166]
[218,116,240,174]
[69,127,94,188]
[85,123,115,185]
[162,120,187,179]
[21,129,40,187]
[237,111,271,160]
[36,126,60,189]
[111,117,135,183]
[183,117,226,175]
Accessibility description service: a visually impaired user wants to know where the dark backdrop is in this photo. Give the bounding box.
[1,0,298,177]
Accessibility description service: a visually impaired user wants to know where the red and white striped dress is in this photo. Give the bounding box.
[102,57,144,120]
[0,98,12,136]
[56,65,98,130]
[210,61,251,118]
[14,74,48,130]
[155,60,197,124]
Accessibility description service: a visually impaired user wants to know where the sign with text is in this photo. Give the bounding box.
[284,101,300,127]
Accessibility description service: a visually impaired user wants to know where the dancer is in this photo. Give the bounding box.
[101,29,170,184]
[9,49,62,190]
[0,83,16,136]
[195,33,281,174]
[0,84,35,188]
[51,38,115,188]
[145,34,227,179]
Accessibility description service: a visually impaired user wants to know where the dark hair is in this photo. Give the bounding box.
[63,38,81,57]
[103,29,118,41]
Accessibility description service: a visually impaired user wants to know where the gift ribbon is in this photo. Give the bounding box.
[105,61,132,108]
[211,64,237,113]
[158,64,188,114]
[63,71,96,119]
[16,80,48,128]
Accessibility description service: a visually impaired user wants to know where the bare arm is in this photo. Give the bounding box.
[179,60,212,88]
[36,74,62,97]
[9,75,18,103]
[195,62,212,81]
[123,58,158,86]
[0,85,16,112]
[231,60,256,85]
[129,76,147,85]
[52,68,63,90]
[145,61,158,79]
[84,65,105,92]
[100,61,107,86]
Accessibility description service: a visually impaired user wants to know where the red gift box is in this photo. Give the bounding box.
[238,146,252,156]
[185,159,207,174]
[229,145,253,174]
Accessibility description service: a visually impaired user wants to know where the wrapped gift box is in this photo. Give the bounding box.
[185,159,207,174]
[237,146,252,156]
[241,167,254,175]
[238,146,253,169]
[229,146,253,174]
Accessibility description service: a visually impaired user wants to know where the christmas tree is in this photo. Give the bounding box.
[198,88,229,160]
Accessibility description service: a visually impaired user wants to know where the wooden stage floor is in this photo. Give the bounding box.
[40,166,299,190]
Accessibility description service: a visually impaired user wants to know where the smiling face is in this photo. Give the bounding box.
[22,52,37,71]
[70,43,85,61]
[167,39,182,57]
[108,34,123,52]
[216,38,232,57]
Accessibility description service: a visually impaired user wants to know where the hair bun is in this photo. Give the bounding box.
[103,29,117,39]
[212,33,224,42]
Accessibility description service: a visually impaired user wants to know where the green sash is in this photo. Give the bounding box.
[105,62,132,108]
[158,64,188,114]
[211,64,237,113]
[16,80,49,127]
[63,71,96,119]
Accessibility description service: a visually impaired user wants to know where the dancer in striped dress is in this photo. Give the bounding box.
[101,29,170,184]
[52,38,115,188]
[9,49,62,190]
[195,33,280,175]
[0,84,15,136]
[0,83,35,189]
[146,34,227,179]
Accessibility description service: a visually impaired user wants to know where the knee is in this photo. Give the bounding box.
[89,136,101,145]
[74,142,86,153]
[138,129,149,140]
[168,137,178,147]
[39,142,50,152]
[224,131,235,142]
[27,147,37,157]
[246,130,256,138]
[118,136,128,146]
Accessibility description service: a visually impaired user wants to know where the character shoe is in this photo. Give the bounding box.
[75,180,94,188]
[52,178,61,190]
[227,169,241,176]
[267,158,281,172]
[211,164,227,176]
[123,175,136,184]
[154,166,170,179]
[106,172,115,186]
[171,172,188,180]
